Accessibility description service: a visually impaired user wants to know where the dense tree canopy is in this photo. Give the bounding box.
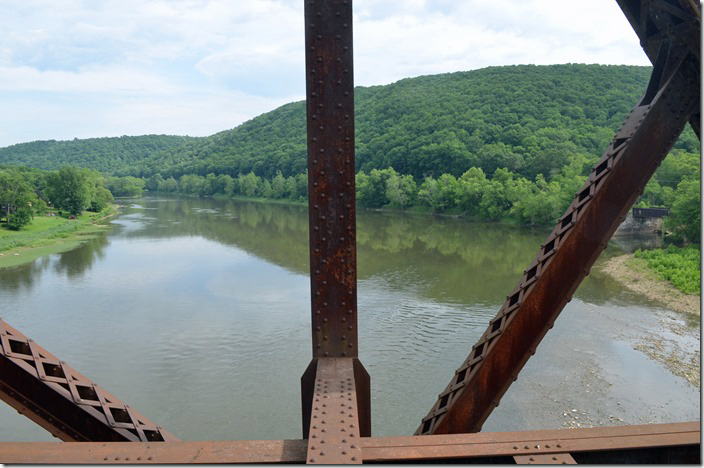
[0,64,698,236]
[0,135,196,175]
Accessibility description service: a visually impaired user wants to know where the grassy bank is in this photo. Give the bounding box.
[0,205,119,269]
[600,248,700,317]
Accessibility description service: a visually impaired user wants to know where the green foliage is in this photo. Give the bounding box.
[634,245,700,294]
[0,65,659,183]
[45,166,92,216]
[666,178,701,243]
[105,175,145,197]
[7,204,33,230]
[0,64,698,230]
[0,135,196,175]
[0,169,36,229]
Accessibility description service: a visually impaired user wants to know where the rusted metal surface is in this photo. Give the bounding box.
[305,0,358,359]
[617,0,701,140]
[302,0,371,441]
[306,358,362,464]
[514,452,577,464]
[365,422,700,463]
[0,439,308,464]
[0,319,177,442]
[416,8,700,435]
[1,422,697,464]
[0,1,700,465]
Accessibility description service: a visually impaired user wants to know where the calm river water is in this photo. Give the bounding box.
[0,197,698,441]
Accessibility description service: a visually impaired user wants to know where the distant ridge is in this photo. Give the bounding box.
[5,64,696,183]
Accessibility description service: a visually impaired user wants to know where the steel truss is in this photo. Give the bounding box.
[416,0,700,436]
[0,0,700,464]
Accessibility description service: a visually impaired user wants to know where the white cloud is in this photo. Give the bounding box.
[0,0,651,147]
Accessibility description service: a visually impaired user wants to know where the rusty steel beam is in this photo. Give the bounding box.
[365,422,700,463]
[0,319,177,442]
[301,0,371,440]
[416,9,700,435]
[0,422,698,464]
[306,358,363,464]
[514,452,577,464]
[0,439,308,464]
[616,0,701,139]
[305,0,358,359]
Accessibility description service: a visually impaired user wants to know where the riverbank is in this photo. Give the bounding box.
[600,253,700,317]
[600,253,700,388]
[0,205,119,269]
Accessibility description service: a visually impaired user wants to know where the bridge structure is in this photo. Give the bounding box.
[0,0,700,464]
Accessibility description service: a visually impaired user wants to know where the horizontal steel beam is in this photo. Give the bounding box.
[363,422,700,463]
[0,319,177,442]
[0,422,697,464]
[0,439,308,464]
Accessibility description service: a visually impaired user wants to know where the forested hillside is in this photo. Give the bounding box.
[0,64,699,234]
[5,64,693,180]
[0,135,198,175]
[130,64,684,180]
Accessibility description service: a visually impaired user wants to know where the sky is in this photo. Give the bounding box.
[0,0,651,148]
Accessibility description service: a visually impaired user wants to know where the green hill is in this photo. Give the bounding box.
[133,64,662,180]
[0,64,698,183]
[0,134,198,175]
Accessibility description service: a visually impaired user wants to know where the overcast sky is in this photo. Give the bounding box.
[0,0,651,147]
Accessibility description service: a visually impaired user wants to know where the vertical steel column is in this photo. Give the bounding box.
[305,0,357,360]
[300,0,371,441]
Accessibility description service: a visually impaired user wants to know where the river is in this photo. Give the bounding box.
[0,196,698,441]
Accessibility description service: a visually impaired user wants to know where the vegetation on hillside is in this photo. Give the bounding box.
[0,135,197,175]
[0,64,699,233]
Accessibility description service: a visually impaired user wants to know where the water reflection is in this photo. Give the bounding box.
[0,196,694,443]
[0,236,110,293]
[109,197,659,308]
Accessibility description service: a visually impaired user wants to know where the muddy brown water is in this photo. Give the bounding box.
[0,197,698,441]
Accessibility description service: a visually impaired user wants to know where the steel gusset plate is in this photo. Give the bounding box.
[416,13,700,435]
[0,319,177,442]
[617,0,701,138]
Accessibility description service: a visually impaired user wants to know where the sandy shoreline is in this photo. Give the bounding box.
[600,254,700,317]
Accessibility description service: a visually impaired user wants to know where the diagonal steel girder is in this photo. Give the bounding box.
[416,0,700,435]
[0,319,177,442]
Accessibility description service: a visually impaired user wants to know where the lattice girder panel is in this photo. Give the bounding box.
[0,319,177,442]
